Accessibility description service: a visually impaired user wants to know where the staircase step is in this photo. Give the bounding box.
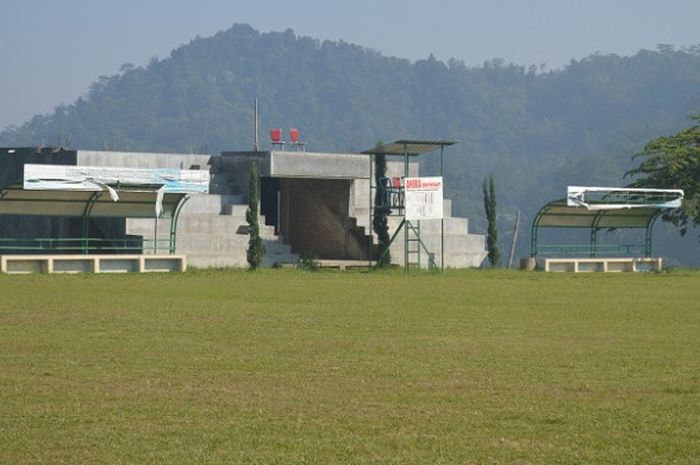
[217,204,250,217]
[128,216,275,237]
[182,195,245,214]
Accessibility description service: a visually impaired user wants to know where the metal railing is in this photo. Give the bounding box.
[0,237,171,254]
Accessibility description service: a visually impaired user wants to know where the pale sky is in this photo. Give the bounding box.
[1,0,699,131]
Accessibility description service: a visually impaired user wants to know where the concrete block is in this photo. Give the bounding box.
[187,253,249,269]
[76,151,213,171]
[443,199,452,217]
[271,151,370,179]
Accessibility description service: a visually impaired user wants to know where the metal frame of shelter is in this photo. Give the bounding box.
[0,184,190,255]
[531,199,665,258]
[362,140,456,273]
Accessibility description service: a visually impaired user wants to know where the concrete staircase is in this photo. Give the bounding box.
[126,194,298,268]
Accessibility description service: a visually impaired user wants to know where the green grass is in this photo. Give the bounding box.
[0,269,698,464]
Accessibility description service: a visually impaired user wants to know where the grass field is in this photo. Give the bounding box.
[0,269,698,464]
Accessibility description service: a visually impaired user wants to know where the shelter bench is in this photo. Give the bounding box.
[0,254,187,274]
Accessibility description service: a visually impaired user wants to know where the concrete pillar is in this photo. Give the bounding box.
[520,257,536,271]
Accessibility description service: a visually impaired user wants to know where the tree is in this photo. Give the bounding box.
[246,161,264,269]
[372,142,391,266]
[626,115,700,237]
[482,176,500,267]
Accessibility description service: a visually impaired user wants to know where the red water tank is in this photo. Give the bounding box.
[270,128,282,142]
[289,128,299,143]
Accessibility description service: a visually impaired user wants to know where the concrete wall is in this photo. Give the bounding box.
[76,150,213,170]
[219,150,370,201]
[271,151,370,179]
[218,152,271,198]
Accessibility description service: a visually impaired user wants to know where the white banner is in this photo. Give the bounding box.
[405,176,443,220]
[567,186,683,210]
[23,164,210,194]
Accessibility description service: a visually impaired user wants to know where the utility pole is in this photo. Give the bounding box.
[508,210,521,269]
[203,124,208,154]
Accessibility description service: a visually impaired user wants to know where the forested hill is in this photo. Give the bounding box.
[2,24,700,263]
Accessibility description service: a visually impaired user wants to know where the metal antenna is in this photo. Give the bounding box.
[253,98,259,151]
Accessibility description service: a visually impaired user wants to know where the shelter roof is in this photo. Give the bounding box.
[534,199,661,229]
[0,184,186,218]
[361,140,456,156]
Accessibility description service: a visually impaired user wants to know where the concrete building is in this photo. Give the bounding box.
[0,146,486,268]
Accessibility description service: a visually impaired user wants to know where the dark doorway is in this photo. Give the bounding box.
[260,176,280,232]
[277,178,371,260]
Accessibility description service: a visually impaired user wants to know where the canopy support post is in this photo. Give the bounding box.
[169,195,190,255]
[645,212,661,257]
[403,142,409,274]
[440,143,445,272]
[368,153,373,268]
[590,210,607,258]
[81,192,100,255]
[530,206,548,258]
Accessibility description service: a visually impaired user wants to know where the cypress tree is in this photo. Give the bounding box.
[482,175,500,267]
[246,161,264,269]
[372,144,391,266]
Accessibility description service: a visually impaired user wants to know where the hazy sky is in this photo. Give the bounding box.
[1,0,699,131]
